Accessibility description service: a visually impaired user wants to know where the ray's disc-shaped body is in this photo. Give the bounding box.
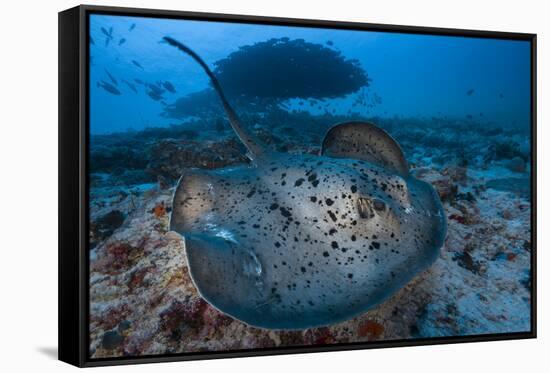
[170,147,446,329]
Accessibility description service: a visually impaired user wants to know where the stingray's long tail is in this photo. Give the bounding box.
[163,36,264,161]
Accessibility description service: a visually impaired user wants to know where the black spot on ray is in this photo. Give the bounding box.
[280,207,292,218]
[327,210,338,222]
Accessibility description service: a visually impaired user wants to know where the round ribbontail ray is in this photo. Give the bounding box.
[164,37,447,330]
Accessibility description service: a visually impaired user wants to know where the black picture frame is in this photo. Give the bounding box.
[58,4,537,367]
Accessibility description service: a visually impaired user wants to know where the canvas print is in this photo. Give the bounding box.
[88,14,532,358]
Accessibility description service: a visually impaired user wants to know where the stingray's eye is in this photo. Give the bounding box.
[372,198,386,212]
[357,197,375,219]
[358,197,388,219]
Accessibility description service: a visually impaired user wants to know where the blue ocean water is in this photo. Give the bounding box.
[89,14,531,135]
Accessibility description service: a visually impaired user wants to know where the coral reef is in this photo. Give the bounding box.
[213,38,369,100]
[162,38,370,120]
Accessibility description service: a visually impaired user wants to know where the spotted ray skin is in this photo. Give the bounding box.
[165,37,447,329]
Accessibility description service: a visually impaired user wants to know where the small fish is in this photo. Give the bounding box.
[499,93,504,99]
[146,89,162,101]
[162,80,176,93]
[147,83,164,96]
[129,23,136,31]
[160,100,168,106]
[100,27,114,47]
[104,69,118,86]
[466,114,473,120]
[118,38,126,46]
[122,79,138,93]
[326,40,334,46]
[134,78,145,85]
[132,60,144,69]
[466,88,475,96]
[97,80,121,95]
[90,36,95,45]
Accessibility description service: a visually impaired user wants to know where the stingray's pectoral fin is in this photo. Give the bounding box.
[184,233,266,323]
[321,121,409,176]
